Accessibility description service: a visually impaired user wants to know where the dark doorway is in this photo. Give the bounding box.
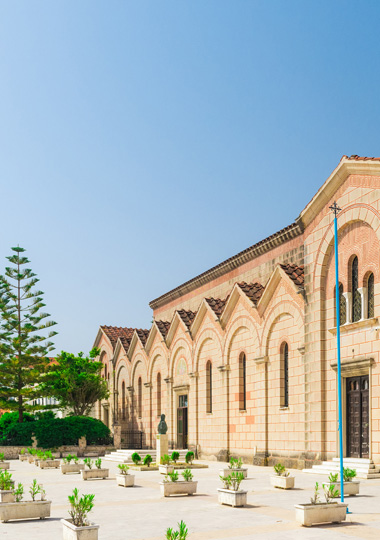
[346,375,369,458]
[177,394,188,449]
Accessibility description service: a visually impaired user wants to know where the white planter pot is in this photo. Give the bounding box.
[116,474,135,487]
[61,518,99,540]
[322,481,360,497]
[217,488,247,507]
[0,490,15,503]
[159,465,174,475]
[61,463,85,475]
[39,460,60,469]
[295,502,348,527]
[220,467,248,479]
[81,468,109,481]
[19,455,27,462]
[0,500,51,522]
[270,475,295,489]
[0,462,10,470]
[160,481,197,497]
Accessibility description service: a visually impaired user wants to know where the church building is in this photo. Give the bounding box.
[93,155,380,469]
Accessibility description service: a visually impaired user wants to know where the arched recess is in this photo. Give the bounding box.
[194,328,223,373]
[116,361,130,424]
[261,301,304,357]
[223,315,260,366]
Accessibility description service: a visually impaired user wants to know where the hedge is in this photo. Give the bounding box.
[0,416,112,448]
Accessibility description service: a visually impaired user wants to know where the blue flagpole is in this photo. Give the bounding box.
[330,201,346,510]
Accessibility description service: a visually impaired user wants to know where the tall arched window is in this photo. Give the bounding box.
[351,256,361,322]
[157,373,161,417]
[104,364,108,380]
[334,283,346,326]
[239,353,246,411]
[206,360,212,413]
[138,377,142,418]
[281,343,289,408]
[122,381,126,420]
[367,273,374,319]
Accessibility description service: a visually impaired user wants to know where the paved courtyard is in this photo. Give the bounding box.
[1,459,380,539]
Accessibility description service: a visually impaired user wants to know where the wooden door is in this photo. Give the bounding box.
[177,394,188,449]
[346,375,369,458]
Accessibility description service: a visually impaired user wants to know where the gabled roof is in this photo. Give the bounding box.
[156,320,171,339]
[97,325,135,350]
[257,264,304,316]
[205,296,229,317]
[220,281,264,328]
[177,309,196,329]
[279,264,304,287]
[237,282,264,304]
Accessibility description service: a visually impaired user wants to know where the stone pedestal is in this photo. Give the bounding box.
[156,434,168,465]
[78,436,87,457]
[113,424,122,449]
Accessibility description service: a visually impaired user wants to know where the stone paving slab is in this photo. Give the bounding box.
[0,459,379,539]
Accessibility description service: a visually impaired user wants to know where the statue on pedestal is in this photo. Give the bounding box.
[157,413,168,435]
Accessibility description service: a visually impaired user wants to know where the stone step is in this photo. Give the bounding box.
[303,458,380,479]
[103,449,189,463]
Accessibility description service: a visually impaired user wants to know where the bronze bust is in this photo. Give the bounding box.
[157,413,168,435]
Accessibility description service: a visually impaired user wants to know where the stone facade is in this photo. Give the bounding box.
[93,156,380,468]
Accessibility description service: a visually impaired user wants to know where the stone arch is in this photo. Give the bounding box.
[194,327,223,373]
[131,354,148,387]
[169,337,192,380]
[148,344,169,383]
[261,301,304,357]
[223,315,260,366]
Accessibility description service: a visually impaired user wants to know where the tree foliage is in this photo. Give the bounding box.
[0,247,57,422]
[40,348,109,416]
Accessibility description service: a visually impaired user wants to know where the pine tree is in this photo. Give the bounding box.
[0,247,57,422]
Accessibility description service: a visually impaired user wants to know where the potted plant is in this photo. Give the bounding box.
[159,454,174,475]
[39,450,60,469]
[143,454,153,468]
[131,452,141,466]
[166,520,188,539]
[61,455,85,475]
[0,453,10,471]
[27,448,37,464]
[116,464,135,487]
[0,479,51,522]
[220,457,248,479]
[322,469,360,497]
[61,487,99,540]
[19,448,27,462]
[160,469,197,497]
[295,481,348,526]
[171,451,180,464]
[270,463,295,489]
[81,458,109,481]
[218,472,247,507]
[0,470,15,503]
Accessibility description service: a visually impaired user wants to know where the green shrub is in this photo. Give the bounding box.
[0,412,35,436]
[185,451,194,464]
[131,452,141,465]
[160,454,170,465]
[171,451,179,463]
[68,488,95,528]
[182,469,193,482]
[143,454,152,467]
[166,520,188,540]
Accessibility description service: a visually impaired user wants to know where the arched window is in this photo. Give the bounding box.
[367,273,374,319]
[351,256,361,322]
[138,377,142,418]
[157,373,161,417]
[104,363,107,380]
[206,360,212,413]
[122,381,126,420]
[281,343,289,408]
[239,353,246,411]
[334,283,346,326]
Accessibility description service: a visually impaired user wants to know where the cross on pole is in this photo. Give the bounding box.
[329,201,341,216]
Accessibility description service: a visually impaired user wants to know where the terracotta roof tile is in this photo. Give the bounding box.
[136,328,150,346]
[237,282,265,303]
[101,326,135,349]
[156,320,171,339]
[342,155,380,161]
[177,309,196,329]
[280,263,304,286]
[205,296,229,317]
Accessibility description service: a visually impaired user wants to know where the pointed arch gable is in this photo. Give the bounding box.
[223,315,260,366]
[261,300,304,357]
[194,327,223,373]
[131,353,148,387]
[169,337,192,380]
[220,284,260,329]
[257,265,304,317]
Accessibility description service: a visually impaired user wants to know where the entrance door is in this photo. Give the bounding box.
[177,394,188,449]
[346,375,369,458]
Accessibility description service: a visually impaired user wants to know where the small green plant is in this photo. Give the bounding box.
[0,453,4,462]
[229,471,244,491]
[328,472,339,483]
[185,451,194,464]
[68,487,95,527]
[64,454,79,464]
[14,483,24,502]
[131,452,141,465]
[273,463,286,476]
[219,475,231,490]
[95,458,102,470]
[0,470,13,491]
[160,454,171,466]
[181,469,193,482]
[229,457,243,470]
[117,464,129,475]
[343,467,357,482]
[171,451,180,464]
[143,454,153,467]
[20,448,26,455]
[83,458,93,470]
[29,479,42,501]
[310,482,320,505]
[324,483,339,503]
[166,520,188,540]
[168,471,179,482]
[44,451,53,460]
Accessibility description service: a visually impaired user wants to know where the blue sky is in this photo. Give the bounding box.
[1,1,380,353]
